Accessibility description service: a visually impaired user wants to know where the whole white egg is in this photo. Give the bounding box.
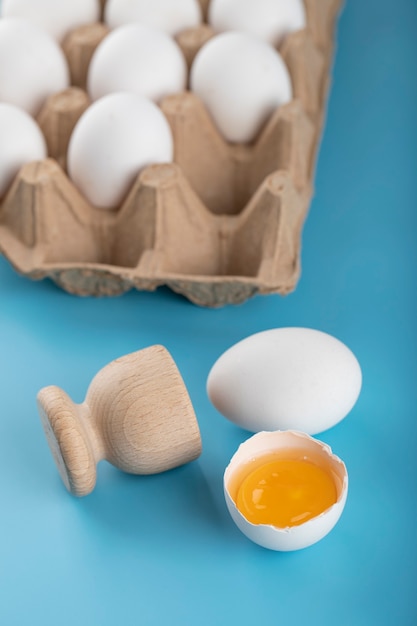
[0,102,47,198]
[67,92,173,210]
[105,0,202,36]
[87,23,187,103]
[0,18,69,116]
[190,32,292,143]
[209,0,306,47]
[1,0,101,42]
[207,328,362,434]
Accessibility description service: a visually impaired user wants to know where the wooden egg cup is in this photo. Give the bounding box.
[0,0,343,306]
[37,346,202,496]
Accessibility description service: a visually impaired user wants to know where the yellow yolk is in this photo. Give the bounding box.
[235,455,337,528]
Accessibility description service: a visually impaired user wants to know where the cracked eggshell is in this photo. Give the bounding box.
[207,327,362,434]
[224,430,348,551]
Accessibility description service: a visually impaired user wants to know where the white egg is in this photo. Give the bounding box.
[87,23,187,103]
[0,18,69,116]
[207,328,362,434]
[224,430,348,551]
[190,32,292,143]
[105,0,202,36]
[67,92,173,210]
[209,0,306,47]
[0,102,47,198]
[1,0,101,42]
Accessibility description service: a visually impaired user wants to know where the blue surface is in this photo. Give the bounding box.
[1,1,417,624]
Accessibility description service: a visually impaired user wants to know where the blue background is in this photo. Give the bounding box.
[1,0,416,624]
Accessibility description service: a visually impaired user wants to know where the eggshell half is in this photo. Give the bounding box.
[224,430,348,551]
[207,328,362,434]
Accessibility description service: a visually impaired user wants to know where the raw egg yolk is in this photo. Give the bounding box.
[236,457,337,528]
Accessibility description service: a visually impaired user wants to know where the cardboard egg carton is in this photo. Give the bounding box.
[0,0,343,306]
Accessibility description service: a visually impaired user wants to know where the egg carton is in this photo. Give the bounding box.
[0,0,343,306]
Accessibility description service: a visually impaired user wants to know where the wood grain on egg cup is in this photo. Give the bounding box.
[0,0,343,306]
[37,346,202,496]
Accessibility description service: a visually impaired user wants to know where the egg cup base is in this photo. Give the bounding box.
[37,386,97,497]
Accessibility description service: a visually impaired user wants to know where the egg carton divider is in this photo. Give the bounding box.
[0,0,343,306]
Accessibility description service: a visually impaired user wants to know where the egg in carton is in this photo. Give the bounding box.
[0,0,342,306]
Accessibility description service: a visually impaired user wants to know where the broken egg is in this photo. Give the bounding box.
[224,430,348,551]
[207,327,362,434]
